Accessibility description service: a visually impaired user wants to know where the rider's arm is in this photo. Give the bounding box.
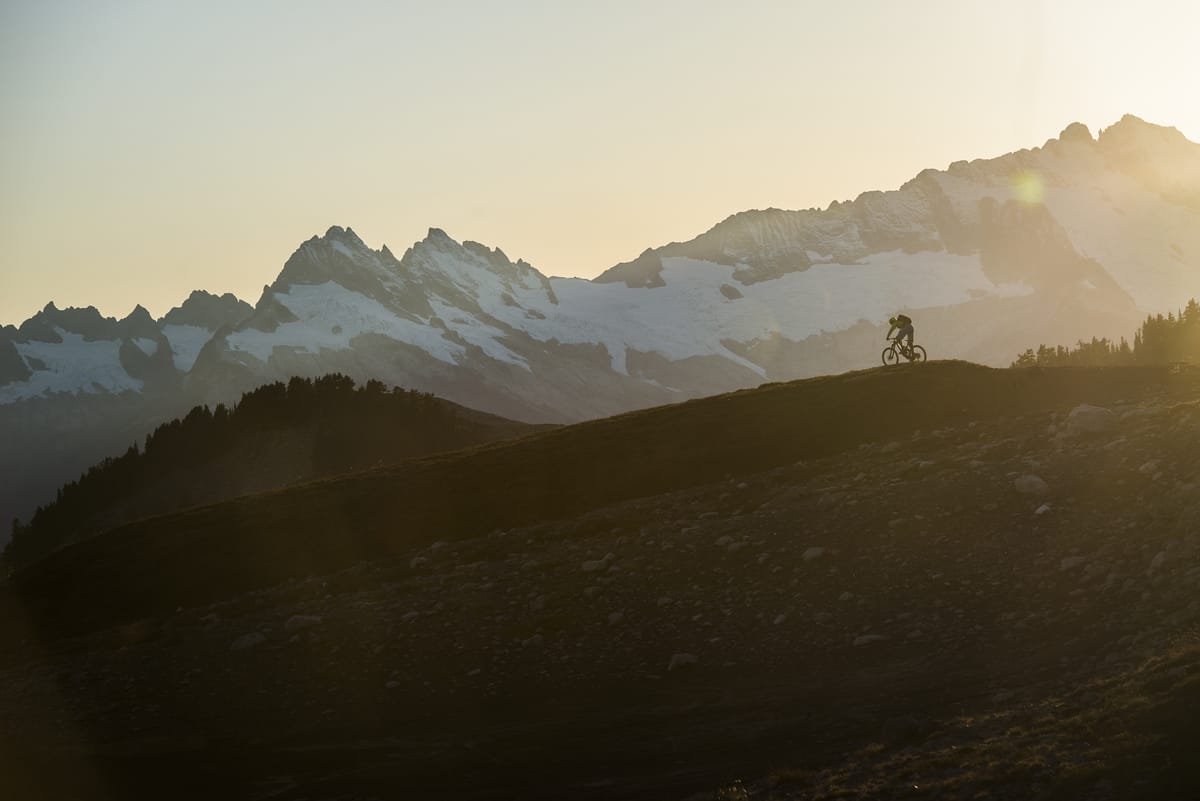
[886,325,896,339]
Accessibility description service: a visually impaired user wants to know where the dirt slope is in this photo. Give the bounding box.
[1,362,1198,800]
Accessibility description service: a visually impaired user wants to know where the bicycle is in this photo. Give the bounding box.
[882,337,927,366]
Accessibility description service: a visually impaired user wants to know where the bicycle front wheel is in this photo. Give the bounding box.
[909,345,927,363]
[882,346,900,366]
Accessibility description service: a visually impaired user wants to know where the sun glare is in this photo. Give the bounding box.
[1011,170,1044,205]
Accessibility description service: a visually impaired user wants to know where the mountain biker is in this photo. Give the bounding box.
[887,314,914,352]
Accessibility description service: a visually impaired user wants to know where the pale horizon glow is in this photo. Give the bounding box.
[2,1,1198,326]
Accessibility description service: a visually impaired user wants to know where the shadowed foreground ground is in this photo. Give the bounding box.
[2,362,1198,799]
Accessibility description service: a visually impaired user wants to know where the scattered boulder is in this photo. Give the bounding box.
[1065,404,1117,436]
[582,553,615,572]
[284,615,322,633]
[853,634,887,646]
[1014,474,1049,495]
[230,632,266,651]
[668,653,698,671]
[1060,556,1087,571]
[802,547,826,562]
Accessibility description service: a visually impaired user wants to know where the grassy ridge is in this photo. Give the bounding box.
[3,361,1190,637]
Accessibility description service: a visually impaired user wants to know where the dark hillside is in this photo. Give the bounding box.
[3,375,542,570]
[1,361,1198,800]
[4,361,1195,638]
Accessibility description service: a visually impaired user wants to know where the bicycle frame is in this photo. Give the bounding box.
[889,338,915,359]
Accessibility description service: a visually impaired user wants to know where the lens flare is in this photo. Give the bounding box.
[1011,170,1044,205]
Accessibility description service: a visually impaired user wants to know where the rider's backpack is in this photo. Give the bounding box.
[895,314,912,328]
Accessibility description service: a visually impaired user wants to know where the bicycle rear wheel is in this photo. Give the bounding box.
[882,346,900,366]
[909,345,927,363]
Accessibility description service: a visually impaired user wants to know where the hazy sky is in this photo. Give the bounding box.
[2,0,1197,325]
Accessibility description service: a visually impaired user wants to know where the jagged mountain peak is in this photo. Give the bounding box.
[17,302,171,344]
[267,225,404,303]
[594,114,1199,290]
[396,227,459,264]
[20,303,111,343]
[160,290,252,330]
[311,225,375,257]
[325,224,355,238]
[122,304,154,324]
[119,305,161,340]
[1094,114,1200,210]
[1098,114,1196,154]
[320,225,372,252]
[1057,121,1094,144]
[1103,113,1180,137]
[399,228,545,286]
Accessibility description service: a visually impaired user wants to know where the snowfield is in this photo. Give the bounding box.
[215,244,1033,380]
[1,330,141,403]
[225,282,465,366]
[162,324,217,372]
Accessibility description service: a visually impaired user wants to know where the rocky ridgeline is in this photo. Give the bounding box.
[1,391,1198,799]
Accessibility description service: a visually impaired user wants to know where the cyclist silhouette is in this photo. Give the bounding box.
[887,314,914,350]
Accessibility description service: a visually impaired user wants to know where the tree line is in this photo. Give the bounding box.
[4,375,504,570]
[1013,299,1200,368]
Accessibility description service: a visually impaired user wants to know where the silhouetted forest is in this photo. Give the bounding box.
[1013,299,1200,368]
[4,375,537,570]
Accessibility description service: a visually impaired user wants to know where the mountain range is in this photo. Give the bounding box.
[2,114,1199,536]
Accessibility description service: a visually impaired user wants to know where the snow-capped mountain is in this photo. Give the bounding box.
[180,117,1200,422]
[2,114,1199,538]
[160,290,255,372]
[0,292,252,540]
[0,291,251,405]
[0,303,166,403]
